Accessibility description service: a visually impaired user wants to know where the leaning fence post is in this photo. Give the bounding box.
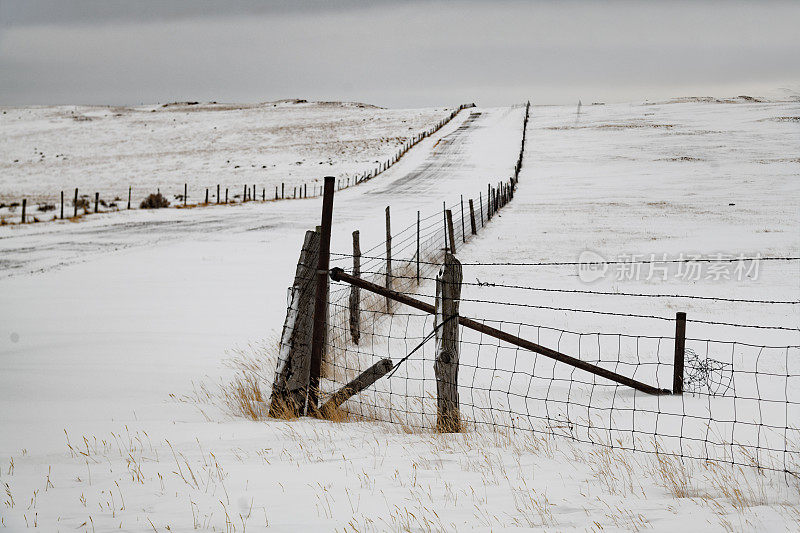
[479,192,484,226]
[308,176,336,414]
[73,188,78,217]
[225,188,228,204]
[446,209,456,255]
[435,252,462,432]
[349,230,361,345]
[385,206,393,313]
[20,199,26,223]
[205,188,209,204]
[270,229,321,418]
[673,312,686,394]
[469,199,477,235]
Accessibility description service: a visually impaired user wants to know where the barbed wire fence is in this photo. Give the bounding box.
[269,101,800,482]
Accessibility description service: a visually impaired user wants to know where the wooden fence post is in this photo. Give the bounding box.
[304,184,307,198]
[73,188,78,217]
[270,229,321,418]
[225,188,229,204]
[460,195,466,243]
[184,183,188,206]
[479,192,484,226]
[487,184,492,219]
[416,210,420,284]
[434,252,462,432]
[205,188,209,204]
[307,176,336,414]
[385,206,392,313]
[442,201,448,253]
[468,199,476,235]
[20,199,26,223]
[275,186,278,200]
[94,192,99,213]
[319,359,393,419]
[673,312,686,394]
[217,184,220,204]
[128,186,132,210]
[243,184,247,202]
[446,209,456,255]
[60,191,64,219]
[282,182,285,199]
[262,188,265,201]
[349,230,361,345]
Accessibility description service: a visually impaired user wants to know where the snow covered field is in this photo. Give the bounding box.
[0,100,454,208]
[1,98,799,531]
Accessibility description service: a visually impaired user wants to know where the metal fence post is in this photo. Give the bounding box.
[673,312,686,394]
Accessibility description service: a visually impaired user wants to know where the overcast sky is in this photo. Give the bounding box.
[1,0,799,108]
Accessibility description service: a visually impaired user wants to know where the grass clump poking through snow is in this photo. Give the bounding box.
[183,338,280,421]
[139,192,170,209]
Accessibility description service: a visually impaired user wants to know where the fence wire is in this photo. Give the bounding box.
[271,101,798,480]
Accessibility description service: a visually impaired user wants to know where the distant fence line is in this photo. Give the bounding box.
[1,103,476,226]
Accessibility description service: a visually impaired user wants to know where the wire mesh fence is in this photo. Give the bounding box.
[270,100,798,480]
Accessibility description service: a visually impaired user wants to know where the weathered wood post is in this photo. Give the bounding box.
[469,199,477,235]
[479,192,484,226]
[434,252,462,432]
[94,192,99,213]
[60,191,64,219]
[184,183,188,206]
[304,184,307,198]
[294,186,297,199]
[205,188,209,204]
[385,206,393,313]
[270,229,322,418]
[225,188,229,204]
[127,186,132,210]
[254,184,256,201]
[282,182,285,199]
[446,209,456,255]
[217,184,220,204]
[349,230,361,345]
[307,176,336,414]
[262,188,265,201]
[460,195,466,243]
[319,359,393,419]
[673,312,687,394]
[416,210,420,284]
[20,199,26,223]
[487,184,492,219]
[73,188,78,217]
[275,186,279,200]
[243,184,247,202]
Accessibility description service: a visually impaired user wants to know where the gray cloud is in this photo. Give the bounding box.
[1,1,798,107]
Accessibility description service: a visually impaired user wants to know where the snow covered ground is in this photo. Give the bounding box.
[1,98,799,531]
[0,100,454,208]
